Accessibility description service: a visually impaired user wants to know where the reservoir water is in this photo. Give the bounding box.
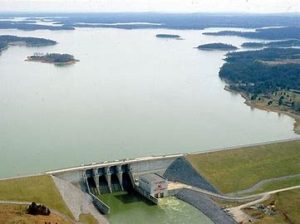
[0,27,298,178]
[0,27,298,224]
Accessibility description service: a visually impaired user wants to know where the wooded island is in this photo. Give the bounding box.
[26,53,79,65]
[197,43,238,51]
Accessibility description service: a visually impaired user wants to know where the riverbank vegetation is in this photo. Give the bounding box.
[197,43,238,51]
[186,140,300,193]
[0,175,73,219]
[27,53,79,65]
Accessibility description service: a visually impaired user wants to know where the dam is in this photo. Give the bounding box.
[47,154,183,214]
[46,153,236,224]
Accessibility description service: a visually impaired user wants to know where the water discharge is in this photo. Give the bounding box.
[99,192,213,224]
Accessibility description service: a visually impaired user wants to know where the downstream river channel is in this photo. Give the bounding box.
[99,192,213,224]
[0,27,298,223]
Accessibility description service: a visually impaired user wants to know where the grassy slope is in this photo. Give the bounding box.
[0,204,71,224]
[252,176,300,194]
[0,175,73,219]
[186,140,300,193]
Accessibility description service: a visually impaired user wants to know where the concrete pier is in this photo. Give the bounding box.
[92,169,100,194]
[117,165,124,191]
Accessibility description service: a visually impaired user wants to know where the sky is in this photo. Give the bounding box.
[0,0,300,13]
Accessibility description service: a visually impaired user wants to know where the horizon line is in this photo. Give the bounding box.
[1,11,300,15]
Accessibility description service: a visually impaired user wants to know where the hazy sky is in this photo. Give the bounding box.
[1,0,300,13]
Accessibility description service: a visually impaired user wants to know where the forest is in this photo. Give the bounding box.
[27,53,78,64]
[219,48,300,95]
[0,35,57,53]
[242,39,300,48]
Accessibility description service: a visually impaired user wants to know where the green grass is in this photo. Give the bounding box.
[252,176,300,194]
[272,189,300,224]
[186,140,300,193]
[0,175,73,219]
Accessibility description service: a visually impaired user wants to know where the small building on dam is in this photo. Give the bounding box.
[139,173,168,198]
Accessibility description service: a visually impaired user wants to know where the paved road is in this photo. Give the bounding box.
[180,183,300,224]
[227,173,300,196]
[186,184,300,201]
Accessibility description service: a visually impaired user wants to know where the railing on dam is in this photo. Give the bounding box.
[46,153,183,175]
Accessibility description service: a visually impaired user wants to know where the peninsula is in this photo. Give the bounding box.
[197,43,238,51]
[0,35,57,57]
[242,39,300,48]
[219,47,300,133]
[241,42,265,48]
[26,53,79,65]
[0,35,56,50]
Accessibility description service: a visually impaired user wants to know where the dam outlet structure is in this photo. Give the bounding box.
[48,154,183,214]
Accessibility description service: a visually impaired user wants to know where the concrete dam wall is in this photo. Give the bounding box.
[48,154,228,220]
[51,155,181,189]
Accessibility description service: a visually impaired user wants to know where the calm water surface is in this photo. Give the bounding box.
[0,27,298,178]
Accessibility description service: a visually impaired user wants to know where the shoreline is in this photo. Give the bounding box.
[224,86,300,135]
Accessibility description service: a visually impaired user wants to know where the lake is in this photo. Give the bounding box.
[0,27,297,178]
